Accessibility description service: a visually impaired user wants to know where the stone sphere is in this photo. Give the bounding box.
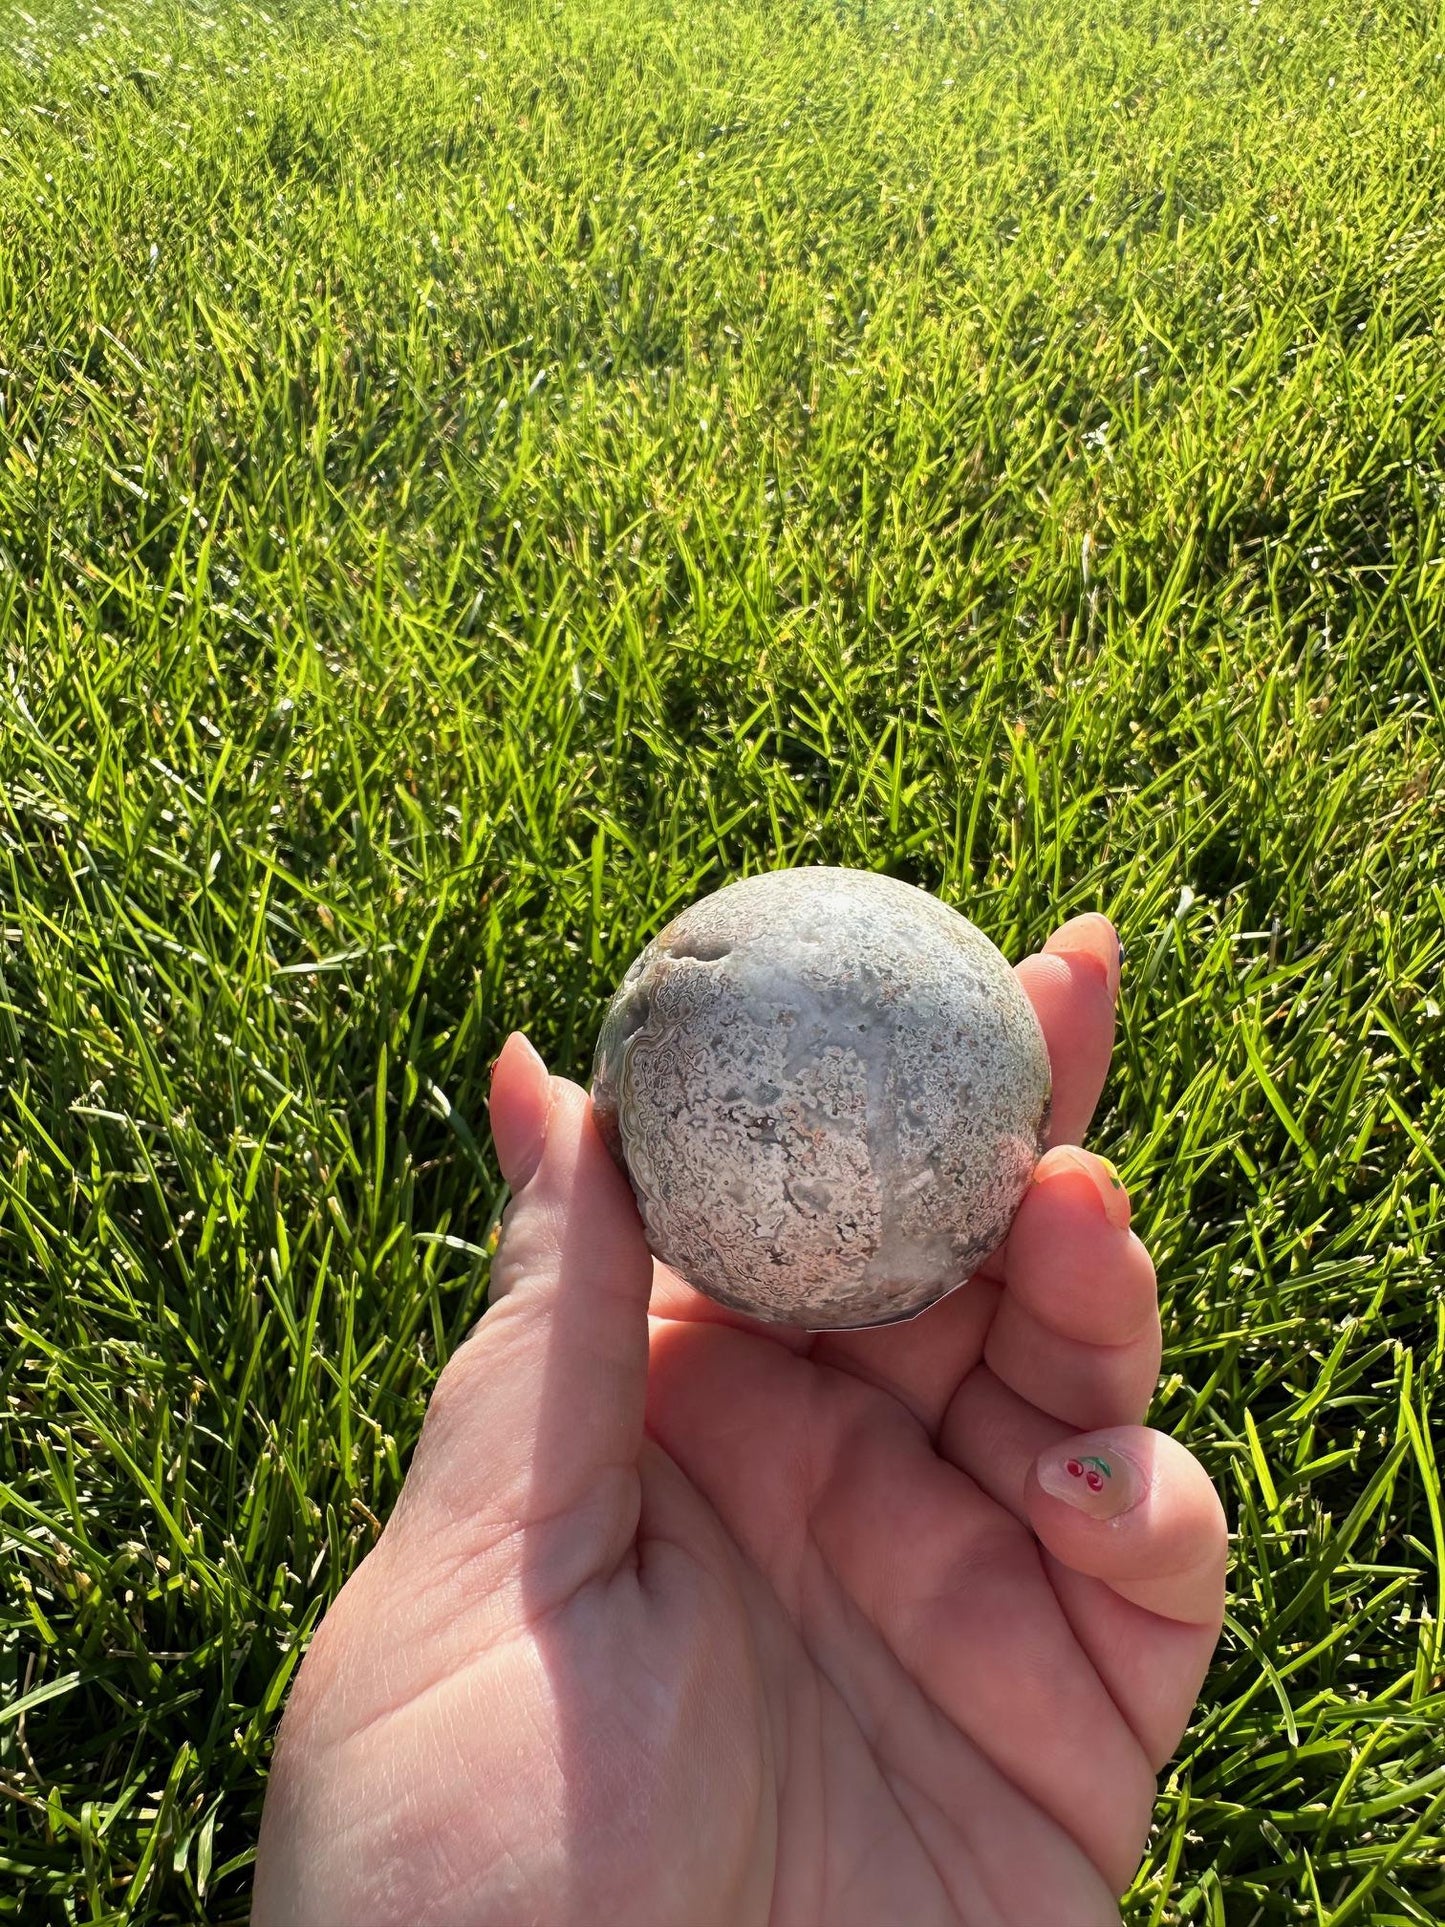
[590,867,1052,1329]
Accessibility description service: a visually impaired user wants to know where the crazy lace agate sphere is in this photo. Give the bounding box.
[590,867,1052,1330]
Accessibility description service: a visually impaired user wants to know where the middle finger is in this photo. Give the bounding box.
[982,1145,1162,1430]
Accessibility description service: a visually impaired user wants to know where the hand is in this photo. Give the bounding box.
[253,912,1227,1927]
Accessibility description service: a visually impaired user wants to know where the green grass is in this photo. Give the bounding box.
[1,0,1443,1917]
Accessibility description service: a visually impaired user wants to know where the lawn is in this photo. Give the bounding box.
[1,0,1443,1918]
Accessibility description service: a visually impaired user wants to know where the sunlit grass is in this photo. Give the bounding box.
[1,0,1442,1918]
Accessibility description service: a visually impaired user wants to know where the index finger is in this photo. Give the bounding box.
[966,909,1121,1292]
[1019,911,1122,1150]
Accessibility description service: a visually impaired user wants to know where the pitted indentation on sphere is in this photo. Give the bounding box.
[590,867,1051,1329]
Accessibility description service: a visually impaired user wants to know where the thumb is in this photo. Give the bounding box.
[487,1027,653,1317]
[394,1032,655,1554]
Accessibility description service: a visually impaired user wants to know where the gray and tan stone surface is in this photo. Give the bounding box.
[591,867,1052,1329]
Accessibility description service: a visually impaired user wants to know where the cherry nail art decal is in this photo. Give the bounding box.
[1064,1453,1111,1493]
[1038,1440,1142,1516]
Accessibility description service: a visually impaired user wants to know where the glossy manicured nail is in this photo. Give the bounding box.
[1036,1145,1131,1232]
[1037,1436,1146,1519]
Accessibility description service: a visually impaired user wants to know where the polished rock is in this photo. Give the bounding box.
[591,867,1052,1329]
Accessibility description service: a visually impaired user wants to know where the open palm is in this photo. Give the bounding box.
[254,913,1226,1927]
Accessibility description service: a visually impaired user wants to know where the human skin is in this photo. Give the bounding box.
[253,913,1228,1927]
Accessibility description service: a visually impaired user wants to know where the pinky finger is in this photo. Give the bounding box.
[1026,1425,1228,1628]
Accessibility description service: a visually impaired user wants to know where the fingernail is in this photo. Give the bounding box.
[1037,1437,1146,1519]
[1036,1145,1131,1232]
[512,1031,548,1077]
[1046,913,1121,1002]
[488,1032,553,1190]
[489,1030,546,1082]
